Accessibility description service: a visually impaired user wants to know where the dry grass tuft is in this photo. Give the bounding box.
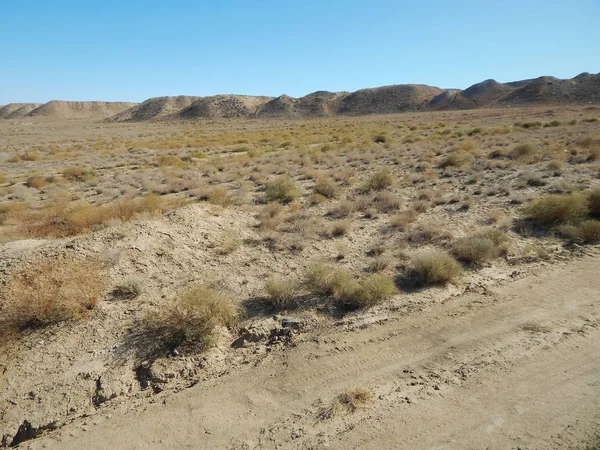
[362,169,393,192]
[112,277,144,300]
[319,388,373,420]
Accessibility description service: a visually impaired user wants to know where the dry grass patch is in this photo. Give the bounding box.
[112,276,144,300]
[313,177,338,199]
[0,260,104,342]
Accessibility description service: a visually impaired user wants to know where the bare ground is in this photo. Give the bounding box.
[23,251,600,449]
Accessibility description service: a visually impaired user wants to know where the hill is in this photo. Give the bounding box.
[0,103,42,119]
[3,72,599,122]
[27,101,136,119]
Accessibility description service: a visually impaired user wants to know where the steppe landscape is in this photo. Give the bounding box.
[1,74,600,449]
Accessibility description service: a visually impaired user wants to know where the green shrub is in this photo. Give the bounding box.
[265,175,300,203]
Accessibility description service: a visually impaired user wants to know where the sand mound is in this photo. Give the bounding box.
[0,103,42,119]
[27,101,136,119]
[175,95,272,119]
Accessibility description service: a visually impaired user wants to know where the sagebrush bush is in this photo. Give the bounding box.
[510,143,537,162]
[0,261,104,340]
[439,151,474,168]
[265,175,300,203]
[145,284,240,351]
[304,265,357,300]
[524,193,588,226]
[411,252,463,286]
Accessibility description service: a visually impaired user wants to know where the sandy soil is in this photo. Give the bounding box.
[22,251,600,449]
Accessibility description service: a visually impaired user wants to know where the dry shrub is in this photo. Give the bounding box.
[524,193,588,226]
[265,278,297,309]
[303,266,396,309]
[23,194,166,238]
[206,187,230,207]
[362,169,393,192]
[576,220,600,243]
[155,155,185,167]
[258,202,284,230]
[62,166,93,181]
[588,187,600,218]
[403,223,452,245]
[328,200,356,218]
[510,143,538,162]
[319,388,373,420]
[112,276,144,300]
[313,178,338,199]
[265,175,300,203]
[25,175,50,190]
[144,284,240,352]
[411,252,463,286]
[439,151,474,168]
[451,229,508,264]
[373,192,402,213]
[329,220,351,237]
[0,260,104,340]
[348,274,397,308]
[390,209,418,230]
[304,265,357,300]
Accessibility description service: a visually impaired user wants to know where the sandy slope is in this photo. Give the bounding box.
[25,252,600,449]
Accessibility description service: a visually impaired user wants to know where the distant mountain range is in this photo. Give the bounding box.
[2,73,598,121]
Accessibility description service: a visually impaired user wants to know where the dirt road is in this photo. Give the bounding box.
[26,254,600,449]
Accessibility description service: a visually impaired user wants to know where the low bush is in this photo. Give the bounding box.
[362,170,393,192]
[411,252,463,286]
[451,229,508,264]
[588,187,600,218]
[524,193,588,226]
[265,278,297,309]
[144,284,240,352]
[265,175,300,203]
[313,178,338,199]
[112,277,144,299]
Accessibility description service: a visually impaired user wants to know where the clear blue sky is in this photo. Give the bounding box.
[1,0,598,104]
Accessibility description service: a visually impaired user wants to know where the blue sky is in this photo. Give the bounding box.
[1,0,598,104]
